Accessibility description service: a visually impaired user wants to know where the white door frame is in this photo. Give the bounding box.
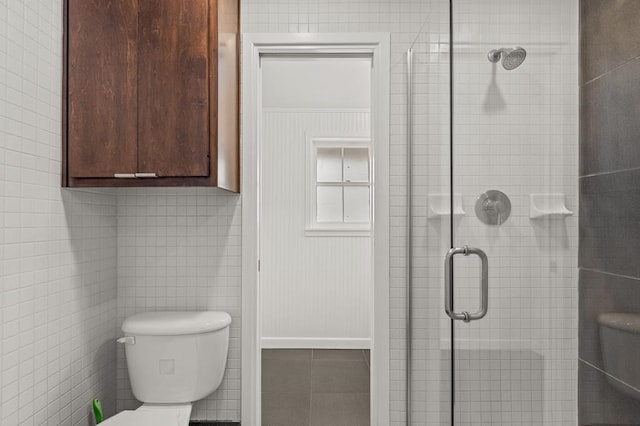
[241,33,390,426]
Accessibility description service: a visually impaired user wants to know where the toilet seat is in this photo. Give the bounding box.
[101,403,192,426]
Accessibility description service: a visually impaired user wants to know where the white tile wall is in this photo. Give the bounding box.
[446,1,578,424]
[116,188,241,421]
[0,1,118,425]
[0,0,578,424]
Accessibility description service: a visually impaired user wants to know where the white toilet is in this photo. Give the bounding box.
[103,311,232,426]
[597,312,640,400]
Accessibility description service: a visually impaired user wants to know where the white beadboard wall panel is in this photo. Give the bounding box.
[260,110,371,346]
[116,188,241,422]
[0,1,119,425]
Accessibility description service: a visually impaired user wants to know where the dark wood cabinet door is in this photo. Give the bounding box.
[137,0,210,177]
[67,0,138,178]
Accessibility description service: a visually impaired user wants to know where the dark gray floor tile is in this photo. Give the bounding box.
[263,349,312,360]
[310,393,370,426]
[580,0,640,84]
[580,57,640,176]
[312,360,370,393]
[262,391,311,426]
[579,360,640,425]
[579,170,640,277]
[579,269,640,372]
[312,349,364,361]
[262,358,311,393]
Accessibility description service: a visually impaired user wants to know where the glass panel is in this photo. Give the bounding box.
[316,186,343,223]
[343,186,370,223]
[316,147,342,182]
[343,147,369,182]
[449,1,578,425]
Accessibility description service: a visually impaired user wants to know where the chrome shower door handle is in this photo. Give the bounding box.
[444,246,489,322]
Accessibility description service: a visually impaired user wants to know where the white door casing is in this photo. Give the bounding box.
[241,33,390,426]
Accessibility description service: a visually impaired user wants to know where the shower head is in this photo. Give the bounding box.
[488,47,527,70]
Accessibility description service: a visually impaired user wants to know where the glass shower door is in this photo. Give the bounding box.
[447,0,578,425]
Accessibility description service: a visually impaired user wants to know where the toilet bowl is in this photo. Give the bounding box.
[102,311,232,426]
[597,312,640,400]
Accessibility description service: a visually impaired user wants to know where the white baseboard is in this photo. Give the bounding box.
[261,337,371,349]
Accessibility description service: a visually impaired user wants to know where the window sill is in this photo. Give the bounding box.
[304,227,371,237]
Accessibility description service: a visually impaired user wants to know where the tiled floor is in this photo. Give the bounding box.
[261,349,370,426]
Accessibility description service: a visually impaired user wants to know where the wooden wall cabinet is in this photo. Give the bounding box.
[63,0,240,191]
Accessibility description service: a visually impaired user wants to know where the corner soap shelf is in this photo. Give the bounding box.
[428,194,466,219]
[529,193,573,219]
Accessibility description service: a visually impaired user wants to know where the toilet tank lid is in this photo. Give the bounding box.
[598,313,640,334]
[122,311,232,336]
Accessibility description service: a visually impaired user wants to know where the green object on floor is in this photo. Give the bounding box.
[92,398,104,424]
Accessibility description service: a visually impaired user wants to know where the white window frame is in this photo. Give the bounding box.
[305,135,372,237]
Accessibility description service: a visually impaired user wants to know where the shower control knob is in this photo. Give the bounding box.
[475,190,511,225]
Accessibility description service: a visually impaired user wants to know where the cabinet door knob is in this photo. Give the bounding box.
[114,173,136,178]
[134,173,158,178]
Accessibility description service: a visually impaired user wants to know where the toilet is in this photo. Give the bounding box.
[597,312,640,400]
[102,311,232,425]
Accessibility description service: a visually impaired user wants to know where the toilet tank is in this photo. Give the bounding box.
[598,313,640,400]
[121,311,232,403]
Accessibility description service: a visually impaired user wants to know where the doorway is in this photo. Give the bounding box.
[241,34,390,426]
[260,54,372,425]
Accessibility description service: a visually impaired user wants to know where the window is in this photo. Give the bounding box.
[306,137,371,236]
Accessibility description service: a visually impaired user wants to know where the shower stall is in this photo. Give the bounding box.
[405,1,578,424]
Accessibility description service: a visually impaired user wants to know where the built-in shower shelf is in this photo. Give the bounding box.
[427,193,466,219]
[529,193,573,219]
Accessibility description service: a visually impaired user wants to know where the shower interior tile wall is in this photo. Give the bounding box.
[445,1,578,425]
[1,1,118,425]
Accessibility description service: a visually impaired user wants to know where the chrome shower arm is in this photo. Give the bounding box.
[487,48,510,63]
